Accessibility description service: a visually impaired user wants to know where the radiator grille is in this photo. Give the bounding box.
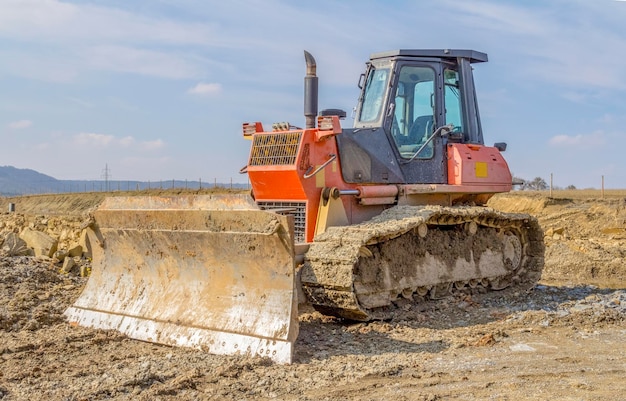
[249,132,302,166]
[257,201,306,243]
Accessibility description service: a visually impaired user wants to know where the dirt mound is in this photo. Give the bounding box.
[489,192,626,285]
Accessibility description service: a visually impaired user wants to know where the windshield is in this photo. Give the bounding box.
[358,68,389,123]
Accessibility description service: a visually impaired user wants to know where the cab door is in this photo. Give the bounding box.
[385,62,447,184]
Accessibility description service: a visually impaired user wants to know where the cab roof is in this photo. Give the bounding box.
[369,49,488,63]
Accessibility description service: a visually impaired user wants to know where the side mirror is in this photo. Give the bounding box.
[494,142,507,152]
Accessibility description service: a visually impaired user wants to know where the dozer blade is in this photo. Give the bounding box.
[64,195,298,364]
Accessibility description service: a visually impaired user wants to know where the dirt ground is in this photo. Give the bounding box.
[0,191,624,400]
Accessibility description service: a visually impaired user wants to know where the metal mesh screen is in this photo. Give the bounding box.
[257,201,306,244]
[249,132,302,166]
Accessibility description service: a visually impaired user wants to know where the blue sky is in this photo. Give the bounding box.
[1,0,625,188]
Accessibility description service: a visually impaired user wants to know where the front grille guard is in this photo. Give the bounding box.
[257,201,306,244]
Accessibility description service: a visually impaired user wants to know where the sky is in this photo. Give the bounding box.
[1,0,625,189]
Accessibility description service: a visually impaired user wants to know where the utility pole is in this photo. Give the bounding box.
[101,163,111,192]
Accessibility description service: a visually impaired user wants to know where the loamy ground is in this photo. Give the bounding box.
[0,191,624,400]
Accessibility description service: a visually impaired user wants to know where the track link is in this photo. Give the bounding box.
[300,205,544,321]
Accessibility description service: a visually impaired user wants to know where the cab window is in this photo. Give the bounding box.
[358,68,389,123]
[391,66,435,159]
[444,69,463,132]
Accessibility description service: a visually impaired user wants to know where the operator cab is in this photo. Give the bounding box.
[337,49,488,185]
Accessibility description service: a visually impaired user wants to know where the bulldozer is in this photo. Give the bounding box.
[65,49,544,364]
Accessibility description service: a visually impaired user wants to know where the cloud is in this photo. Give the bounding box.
[0,0,217,82]
[549,131,606,147]
[0,0,213,46]
[86,46,202,79]
[0,0,368,85]
[118,136,135,147]
[440,1,626,91]
[7,120,33,129]
[74,132,115,147]
[0,49,79,82]
[187,82,222,96]
[443,1,549,36]
[73,132,164,150]
[140,139,165,151]
[122,155,172,165]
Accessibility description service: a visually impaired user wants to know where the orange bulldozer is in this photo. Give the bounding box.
[66,49,543,363]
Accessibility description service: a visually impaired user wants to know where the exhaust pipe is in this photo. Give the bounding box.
[304,51,318,129]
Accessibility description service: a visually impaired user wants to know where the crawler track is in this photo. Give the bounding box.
[300,205,544,320]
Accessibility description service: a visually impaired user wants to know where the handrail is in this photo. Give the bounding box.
[303,154,337,179]
[401,124,454,164]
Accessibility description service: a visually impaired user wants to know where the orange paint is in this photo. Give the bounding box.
[447,143,512,188]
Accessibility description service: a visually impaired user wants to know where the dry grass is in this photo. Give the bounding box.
[506,189,626,200]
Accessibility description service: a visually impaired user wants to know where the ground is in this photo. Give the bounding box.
[0,190,624,400]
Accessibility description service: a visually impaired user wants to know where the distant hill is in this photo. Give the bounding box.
[0,166,59,196]
[0,165,248,196]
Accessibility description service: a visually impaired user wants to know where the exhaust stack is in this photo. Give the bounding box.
[304,51,318,129]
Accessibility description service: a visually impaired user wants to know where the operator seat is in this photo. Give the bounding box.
[408,115,434,145]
